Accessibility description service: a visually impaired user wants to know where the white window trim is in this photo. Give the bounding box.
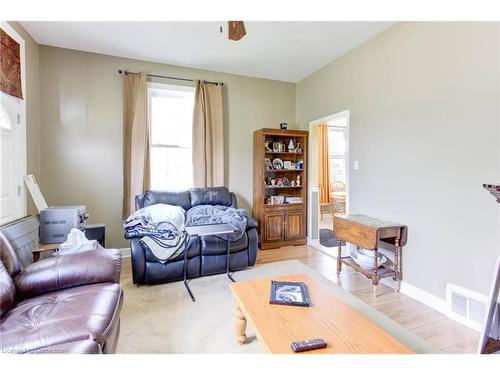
[147,81,194,191]
[0,22,27,224]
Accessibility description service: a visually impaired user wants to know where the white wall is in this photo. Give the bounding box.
[296,22,500,298]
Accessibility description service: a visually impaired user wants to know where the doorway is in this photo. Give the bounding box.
[307,110,349,252]
[0,22,27,225]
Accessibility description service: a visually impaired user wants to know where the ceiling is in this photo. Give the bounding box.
[21,21,393,82]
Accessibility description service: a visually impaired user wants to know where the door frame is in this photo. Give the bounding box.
[307,110,350,244]
[0,22,27,224]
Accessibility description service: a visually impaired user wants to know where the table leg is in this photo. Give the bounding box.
[336,242,342,276]
[183,237,195,302]
[235,302,247,344]
[372,248,379,297]
[393,237,401,292]
[226,237,235,282]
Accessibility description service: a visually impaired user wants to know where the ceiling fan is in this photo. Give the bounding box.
[223,21,247,41]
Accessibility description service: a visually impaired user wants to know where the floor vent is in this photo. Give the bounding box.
[446,284,488,331]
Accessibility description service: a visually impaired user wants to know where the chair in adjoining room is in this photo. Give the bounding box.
[331,181,346,216]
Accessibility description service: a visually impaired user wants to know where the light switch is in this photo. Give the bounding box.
[353,160,359,170]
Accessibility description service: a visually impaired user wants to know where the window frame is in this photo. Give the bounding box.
[328,125,348,184]
[146,81,195,191]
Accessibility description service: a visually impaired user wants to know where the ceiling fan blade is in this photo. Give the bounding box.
[228,21,246,41]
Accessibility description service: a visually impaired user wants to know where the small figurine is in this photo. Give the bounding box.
[271,178,276,186]
[288,139,295,152]
[296,175,301,187]
[265,140,272,152]
[291,180,296,187]
[295,142,301,153]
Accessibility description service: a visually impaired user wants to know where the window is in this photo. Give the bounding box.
[328,122,347,185]
[148,83,195,191]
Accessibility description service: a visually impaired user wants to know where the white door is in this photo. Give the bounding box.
[0,92,23,224]
[0,23,27,225]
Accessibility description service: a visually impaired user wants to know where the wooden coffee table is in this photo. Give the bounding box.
[229,273,414,354]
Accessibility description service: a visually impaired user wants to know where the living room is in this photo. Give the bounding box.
[1,0,500,372]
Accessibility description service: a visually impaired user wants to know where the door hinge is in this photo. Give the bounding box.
[17,113,20,125]
[18,185,21,196]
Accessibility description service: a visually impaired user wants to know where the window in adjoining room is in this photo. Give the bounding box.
[148,82,195,191]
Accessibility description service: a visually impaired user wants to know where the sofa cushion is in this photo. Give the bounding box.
[142,190,192,211]
[0,232,21,279]
[144,256,200,284]
[200,250,249,276]
[0,262,15,317]
[190,187,232,207]
[0,283,122,354]
[200,233,248,256]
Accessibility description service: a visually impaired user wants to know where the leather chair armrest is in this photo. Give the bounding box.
[130,238,146,284]
[246,217,258,230]
[15,249,122,299]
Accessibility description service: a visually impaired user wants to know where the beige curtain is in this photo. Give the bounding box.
[192,80,224,187]
[122,72,150,218]
[318,123,330,204]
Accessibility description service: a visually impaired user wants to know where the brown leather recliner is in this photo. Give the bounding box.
[0,232,123,354]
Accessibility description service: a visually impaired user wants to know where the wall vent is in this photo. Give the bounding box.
[451,291,467,317]
[447,284,489,332]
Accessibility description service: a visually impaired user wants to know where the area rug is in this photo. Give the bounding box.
[319,228,345,248]
[116,260,438,354]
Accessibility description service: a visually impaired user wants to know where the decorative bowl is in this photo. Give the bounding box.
[351,249,387,269]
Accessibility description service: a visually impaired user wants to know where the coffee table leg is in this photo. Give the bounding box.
[235,302,247,344]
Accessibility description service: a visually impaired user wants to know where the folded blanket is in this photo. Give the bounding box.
[124,204,187,263]
[185,205,248,241]
[124,203,185,233]
[139,222,187,263]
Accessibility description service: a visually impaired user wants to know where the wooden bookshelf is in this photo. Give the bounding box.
[253,128,308,250]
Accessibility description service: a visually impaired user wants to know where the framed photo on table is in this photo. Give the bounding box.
[269,280,310,307]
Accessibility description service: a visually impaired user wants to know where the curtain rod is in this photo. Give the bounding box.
[117,69,223,86]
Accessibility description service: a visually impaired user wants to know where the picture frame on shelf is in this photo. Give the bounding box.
[272,158,284,170]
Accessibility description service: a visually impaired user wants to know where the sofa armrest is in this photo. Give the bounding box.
[15,248,122,299]
[130,238,146,284]
[246,217,258,230]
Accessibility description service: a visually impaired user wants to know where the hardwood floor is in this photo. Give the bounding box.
[256,245,479,354]
[122,244,479,354]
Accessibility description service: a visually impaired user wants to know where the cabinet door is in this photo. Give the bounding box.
[264,212,285,242]
[285,211,305,240]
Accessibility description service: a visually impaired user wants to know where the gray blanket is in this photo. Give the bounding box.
[185,205,248,241]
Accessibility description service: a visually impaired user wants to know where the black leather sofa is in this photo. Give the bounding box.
[126,187,258,285]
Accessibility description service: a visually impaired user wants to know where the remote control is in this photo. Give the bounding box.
[291,338,327,352]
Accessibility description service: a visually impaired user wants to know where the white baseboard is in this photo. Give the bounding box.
[381,278,448,316]
[307,238,452,324]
